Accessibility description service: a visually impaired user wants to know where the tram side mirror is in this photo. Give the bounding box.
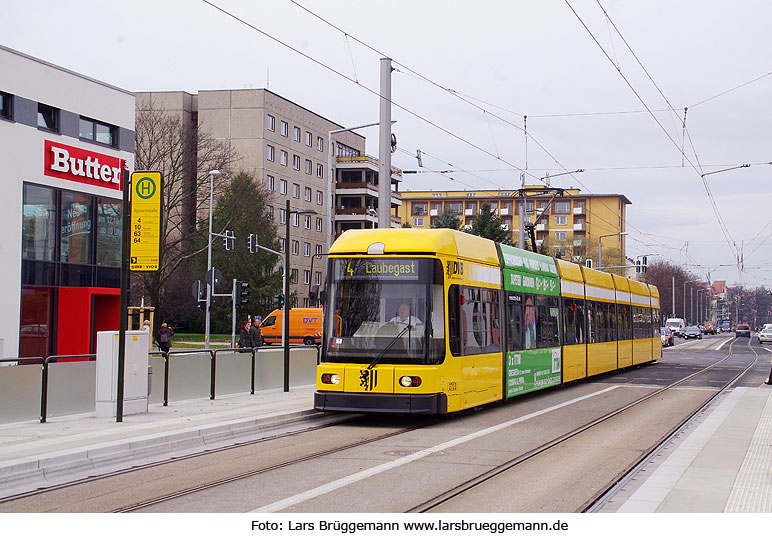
[309,285,319,302]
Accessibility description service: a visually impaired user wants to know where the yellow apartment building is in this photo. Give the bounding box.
[397,186,630,266]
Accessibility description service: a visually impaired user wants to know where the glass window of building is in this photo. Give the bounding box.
[266,175,275,191]
[292,240,299,255]
[0,91,12,120]
[304,242,310,256]
[555,231,567,241]
[317,190,323,205]
[267,145,275,161]
[305,131,312,146]
[279,208,286,224]
[281,121,288,137]
[292,183,300,199]
[555,215,567,226]
[60,191,92,264]
[280,179,287,195]
[412,202,427,215]
[292,213,299,227]
[37,103,59,132]
[304,186,312,201]
[294,126,301,142]
[267,114,275,131]
[317,136,324,152]
[315,271,322,286]
[305,159,312,175]
[317,163,324,178]
[293,155,301,170]
[96,199,122,266]
[304,215,311,229]
[316,217,323,231]
[280,150,288,166]
[555,201,571,214]
[22,184,57,261]
[79,116,116,147]
[304,269,311,284]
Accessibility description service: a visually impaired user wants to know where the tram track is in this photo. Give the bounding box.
[0,414,444,512]
[407,337,761,513]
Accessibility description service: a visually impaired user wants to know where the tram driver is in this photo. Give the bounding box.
[390,303,423,326]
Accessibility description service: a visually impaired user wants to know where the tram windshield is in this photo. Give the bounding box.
[324,257,445,364]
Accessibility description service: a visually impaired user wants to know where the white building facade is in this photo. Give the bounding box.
[0,46,135,359]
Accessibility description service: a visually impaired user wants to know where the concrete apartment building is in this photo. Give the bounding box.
[398,187,630,265]
[137,88,404,308]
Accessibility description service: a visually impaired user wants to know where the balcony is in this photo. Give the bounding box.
[535,224,547,232]
[500,208,510,216]
[464,208,474,216]
[430,209,439,216]
[573,207,586,215]
[573,223,586,232]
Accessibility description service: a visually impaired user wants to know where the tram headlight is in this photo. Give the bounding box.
[321,373,340,385]
[399,376,422,387]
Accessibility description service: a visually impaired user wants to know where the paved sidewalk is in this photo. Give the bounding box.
[0,385,320,500]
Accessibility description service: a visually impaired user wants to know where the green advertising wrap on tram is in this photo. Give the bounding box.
[499,244,562,399]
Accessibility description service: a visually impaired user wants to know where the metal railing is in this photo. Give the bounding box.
[3,343,322,424]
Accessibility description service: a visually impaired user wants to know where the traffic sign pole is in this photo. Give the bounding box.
[116,169,130,422]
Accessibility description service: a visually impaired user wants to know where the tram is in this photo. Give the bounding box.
[314,229,661,415]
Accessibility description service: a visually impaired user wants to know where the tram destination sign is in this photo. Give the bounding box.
[129,171,163,272]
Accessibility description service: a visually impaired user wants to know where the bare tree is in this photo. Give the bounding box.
[132,98,238,323]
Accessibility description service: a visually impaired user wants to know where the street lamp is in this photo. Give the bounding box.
[284,200,318,392]
[205,169,220,350]
[598,232,628,269]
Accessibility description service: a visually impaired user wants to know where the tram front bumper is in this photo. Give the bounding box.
[314,391,447,415]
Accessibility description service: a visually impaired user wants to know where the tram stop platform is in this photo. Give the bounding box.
[0,382,769,512]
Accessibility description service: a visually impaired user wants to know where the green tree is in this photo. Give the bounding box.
[430,208,462,230]
[204,171,282,333]
[468,203,512,244]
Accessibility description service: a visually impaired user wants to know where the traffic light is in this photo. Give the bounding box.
[223,230,234,250]
[641,255,648,272]
[635,259,642,273]
[275,293,284,309]
[248,233,255,253]
[237,281,250,306]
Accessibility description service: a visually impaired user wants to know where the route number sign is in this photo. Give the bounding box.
[130,171,163,272]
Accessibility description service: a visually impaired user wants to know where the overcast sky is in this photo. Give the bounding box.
[5,0,772,286]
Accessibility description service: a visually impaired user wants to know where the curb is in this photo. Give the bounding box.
[0,408,325,499]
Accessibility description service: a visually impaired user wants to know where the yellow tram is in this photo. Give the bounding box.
[314,229,660,415]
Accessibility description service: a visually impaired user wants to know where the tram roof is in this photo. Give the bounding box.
[499,244,559,277]
[329,228,499,265]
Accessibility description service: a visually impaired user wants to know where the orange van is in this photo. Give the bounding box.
[260,308,322,345]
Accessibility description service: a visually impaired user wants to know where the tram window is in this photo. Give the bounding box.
[450,285,501,356]
[563,297,585,345]
[535,295,560,348]
[617,305,632,341]
[448,285,461,355]
[506,293,524,351]
[651,308,658,337]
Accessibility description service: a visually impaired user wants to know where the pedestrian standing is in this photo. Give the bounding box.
[238,320,253,349]
[155,322,174,355]
[249,316,263,347]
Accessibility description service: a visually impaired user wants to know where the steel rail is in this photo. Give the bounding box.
[407,337,756,513]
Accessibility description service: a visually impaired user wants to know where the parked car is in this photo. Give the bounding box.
[681,326,703,340]
[758,325,772,344]
[660,327,674,347]
[735,324,751,338]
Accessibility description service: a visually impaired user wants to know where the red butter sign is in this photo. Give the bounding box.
[44,140,124,190]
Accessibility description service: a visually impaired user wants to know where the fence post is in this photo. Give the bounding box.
[39,357,50,423]
[250,347,256,395]
[209,350,217,400]
[163,351,170,406]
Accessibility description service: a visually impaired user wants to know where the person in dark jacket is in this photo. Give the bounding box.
[238,320,253,349]
[249,316,263,347]
[155,322,174,354]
